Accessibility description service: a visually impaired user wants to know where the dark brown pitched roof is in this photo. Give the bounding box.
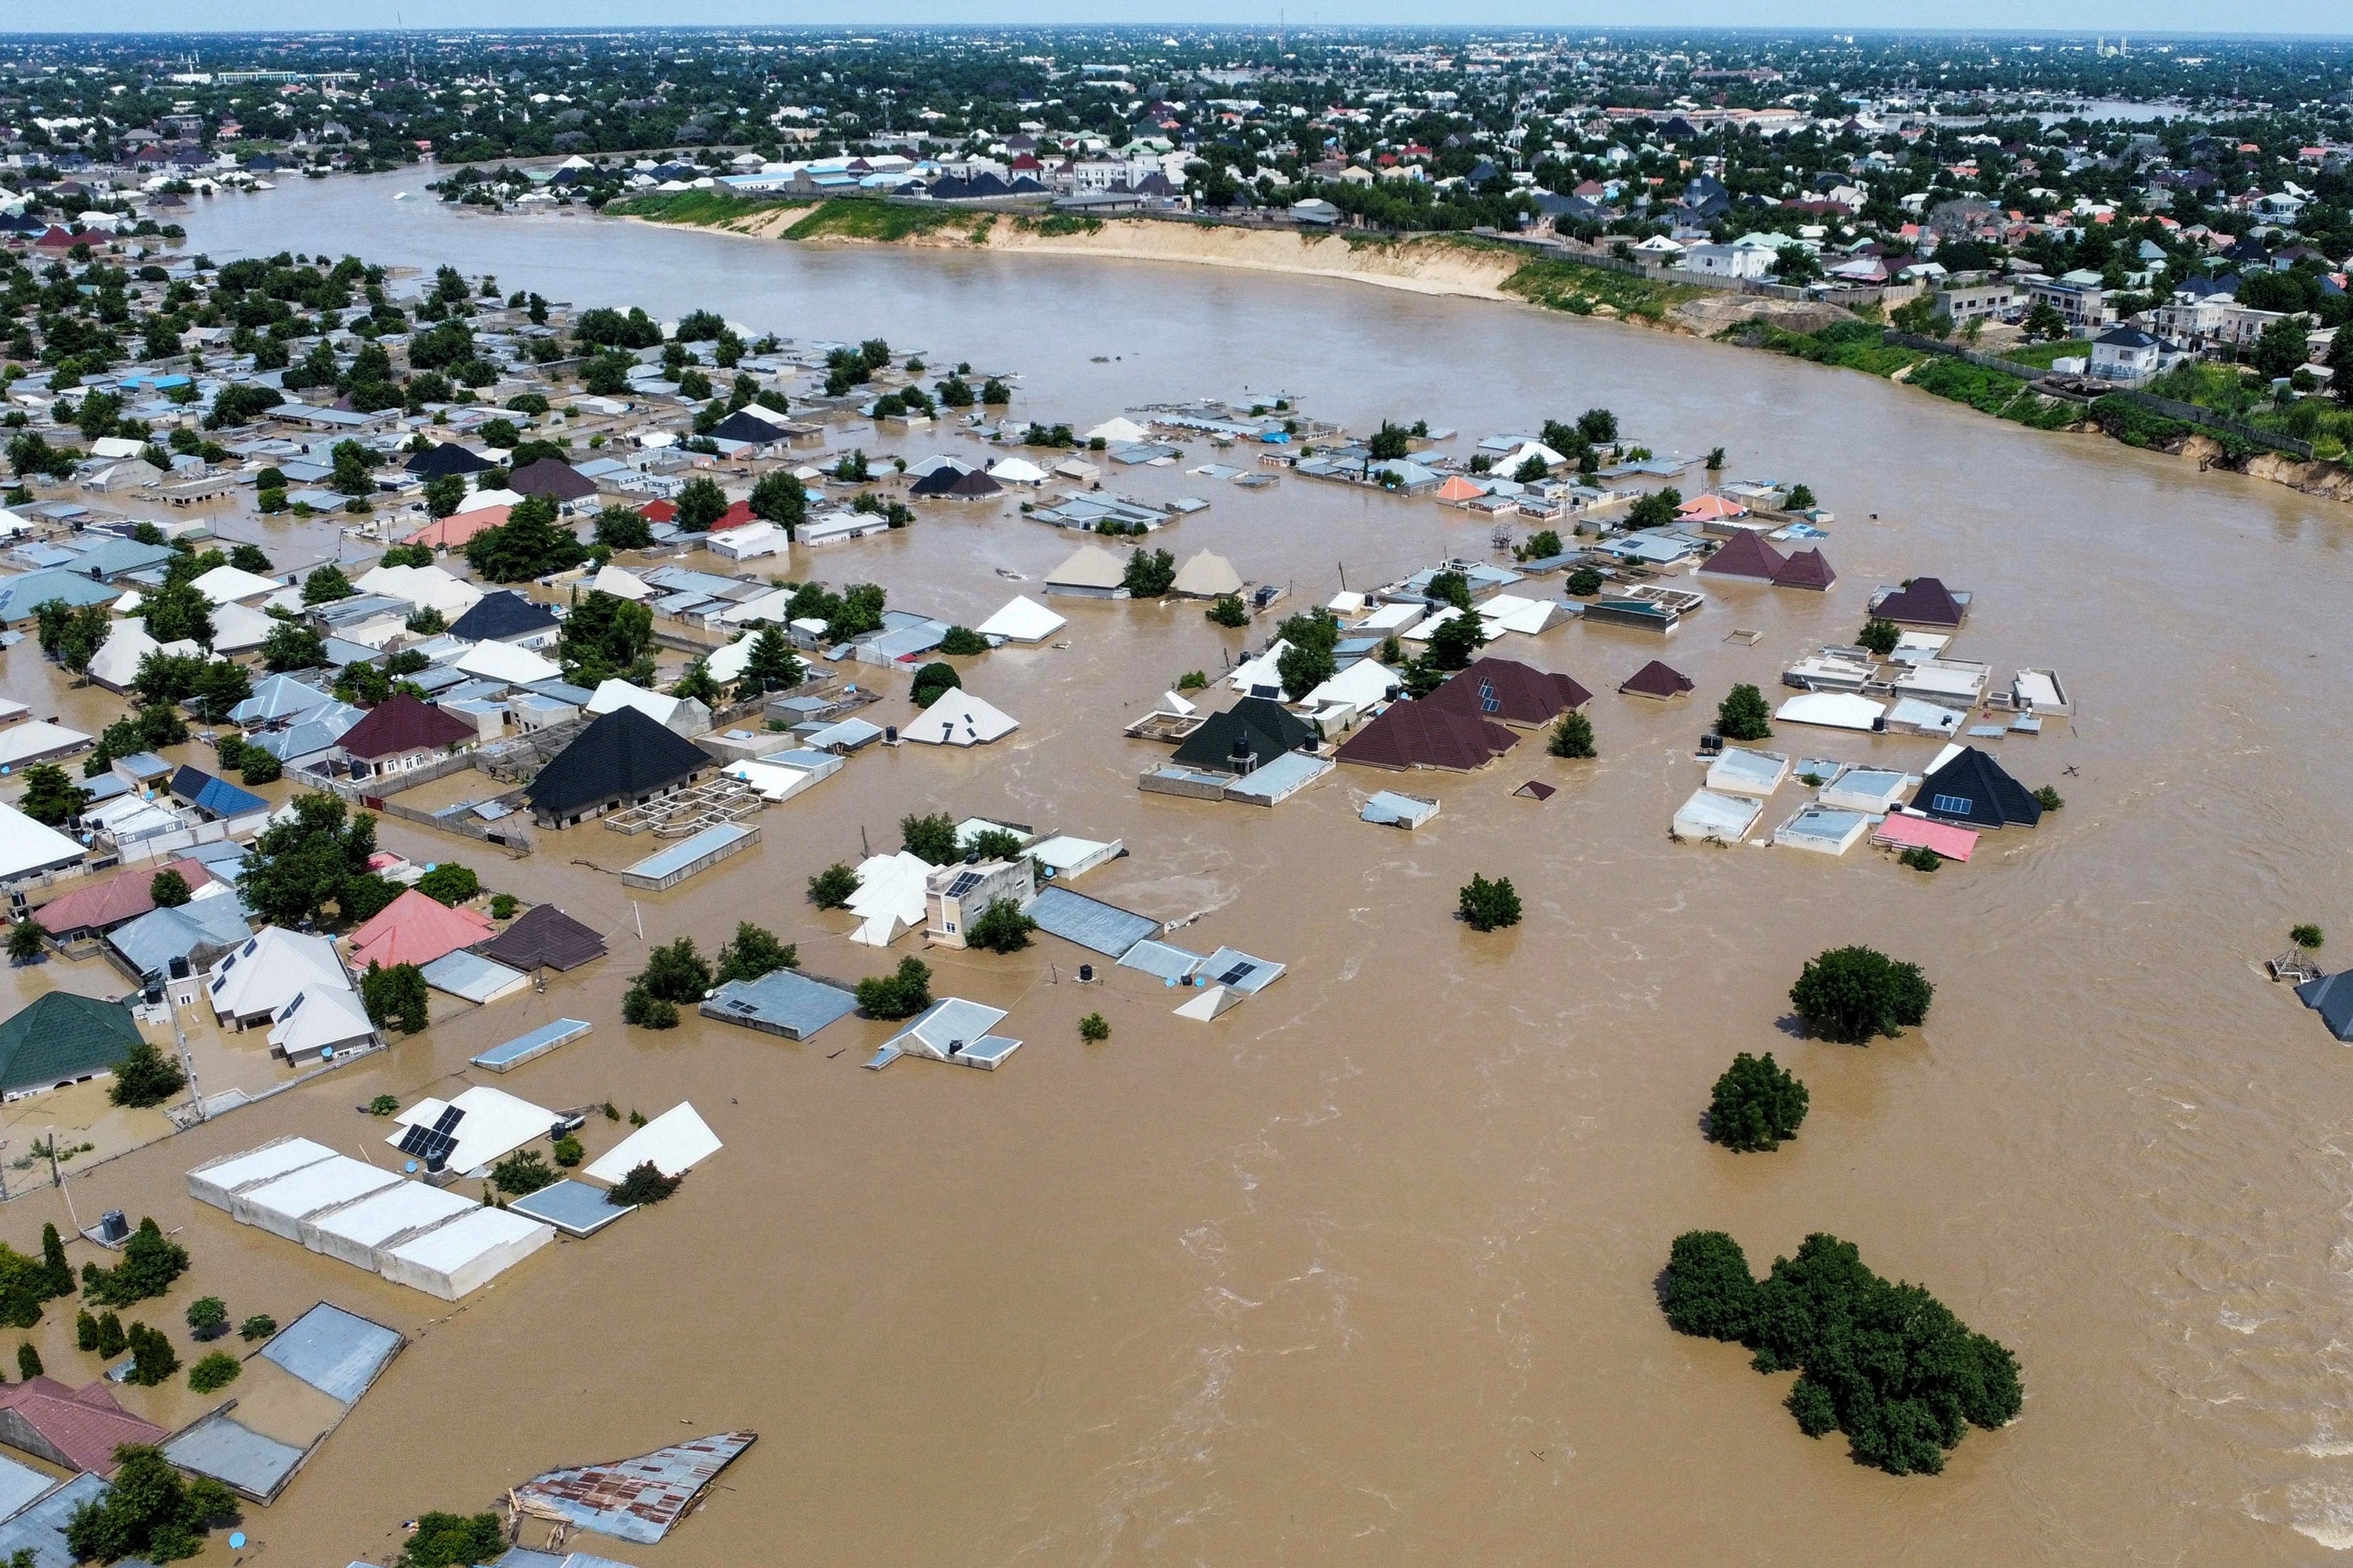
[1336,700,1518,771]
[1698,530,1788,582]
[1619,660,1695,699]
[336,693,478,760]
[478,903,609,971]
[507,457,598,501]
[1422,656,1589,726]
[1873,575,1967,627]
[1774,547,1838,590]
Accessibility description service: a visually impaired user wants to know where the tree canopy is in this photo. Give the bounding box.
[1788,946,1935,1044]
[462,493,588,582]
[1707,1053,1809,1151]
[236,792,380,928]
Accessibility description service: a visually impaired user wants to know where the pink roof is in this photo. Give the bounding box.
[1871,813,1979,863]
[347,887,496,971]
[1435,475,1487,503]
[1678,493,1749,522]
[0,1376,166,1475]
[402,505,510,550]
[35,857,216,938]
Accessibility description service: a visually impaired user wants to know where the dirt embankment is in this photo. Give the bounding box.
[2179,435,2353,501]
[1672,294,1856,337]
[725,208,1526,299]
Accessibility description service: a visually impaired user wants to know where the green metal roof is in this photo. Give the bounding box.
[0,991,144,1096]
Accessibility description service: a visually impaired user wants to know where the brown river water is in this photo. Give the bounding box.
[2,171,2349,1564]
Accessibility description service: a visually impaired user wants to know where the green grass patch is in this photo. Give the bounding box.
[1010,212,1104,237]
[1906,357,2077,430]
[781,199,976,242]
[1502,257,1705,321]
[1988,339,2081,370]
[1731,318,1925,376]
[608,190,808,227]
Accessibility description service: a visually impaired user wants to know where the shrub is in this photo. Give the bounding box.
[964,897,1036,954]
[77,1309,100,1352]
[82,1219,189,1308]
[1788,946,1934,1044]
[552,1135,583,1167]
[856,955,932,1020]
[397,1512,504,1568]
[1175,670,1208,691]
[937,625,989,656]
[1856,616,1901,657]
[621,987,678,1029]
[185,1296,228,1340]
[491,1148,557,1196]
[360,962,430,1034]
[607,1161,682,1207]
[415,863,480,905]
[2292,924,2325,950]
[489,893,518,920]
[1206,596,1250,627]
[714,922,796,983]
[1548,711,1596,758]
[187,1350,241,1394]
[808,862,861,909]
[240,751,282,786]
[1899,845,1942,873]
[107,1040,187,1109]
[239,1313,277,1342]
[1707,1053,1810,1151]
[1458,874,1522,932]
[1565,566,1604,596]
[96,1311,127,1358]
[16,1342,39,1380]
[1078,1012,1110,1043]
[368,1093,399,1116]
[633,938,711,1003]
[2032,785,2063,811]
[1716,683,1773,742]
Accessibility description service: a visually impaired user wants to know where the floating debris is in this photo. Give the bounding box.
[510,1432,758,1544]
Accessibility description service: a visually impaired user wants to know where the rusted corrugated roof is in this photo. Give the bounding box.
[513,1431,756,1545]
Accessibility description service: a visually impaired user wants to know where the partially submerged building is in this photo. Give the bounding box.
[0,992,143,1101]
[526,706,714,827]
[1913,746,2042,830]
[1336,700,1518,772]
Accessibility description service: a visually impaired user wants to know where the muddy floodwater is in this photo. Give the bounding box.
[2,171,2349,1564]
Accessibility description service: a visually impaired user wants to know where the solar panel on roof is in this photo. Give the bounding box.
[945,870,985,898]
[1217,962,1256,986]
[433,1105,466,1135]
[1478,679,1500,714]
[395,1124,457,1166]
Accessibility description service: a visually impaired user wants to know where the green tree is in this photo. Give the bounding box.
[1426,612,1485,671]
[302,563,355,604]
[1576,407,1618,444]
[2251,315,2310,383]
[40,1224,73,1300]
[1547,711,1596,758]
[1716,683,1773,742]
[900,812,960,865]
[422,473,466,518]
[237,792,378,927]
[415,864,479,906]
[738,625,803,694]
[1121,547,1176,598]
[809,863,861,909]
[1078,1012,1111,1043]
[5,920,43,965]
[148,869,192,908]
[1366,420,1412,460]
[748,469,806,536]
[82,1219,189,1308]
[184,1296,228,1339]
[1457,874,1522,932]
[239,1313,277,1342]
[607,1161,683,1206]
[714,922,796,983]
[1206,596,1250,628]
[95,1311,127,1358]
[359,962,430,1034]
[593,505,654,550]
[1660,1229,1759,1341]
[2020,298,2066,341]
[963,897,1036,954]
[1856,616,1901,657]
[63,1444,235,1561]
[674,475,728,531]
[909,661,960,708]
[396,1512,504,1568]
[1785,483,1817,511]
[259,620,327,672]
[557,590,655,685]
[1708,1053,1810,1151]
[17,764,89,826]
[937,625,989,657]
[14,1342,38,1380]
[109,1041,187,1109]
[2292,924,2325,950]
[671,658,721,705]
[856,955,933,1020]
[1788,946,1935,1044]
[189,660,252,724]
[140,579,214,648]
[0,1246,44,1330]
[464,493,588,582]
[491,1147,558,1196]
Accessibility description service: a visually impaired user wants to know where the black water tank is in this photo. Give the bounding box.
[885,725,899,744]
[1078,964,1094,983]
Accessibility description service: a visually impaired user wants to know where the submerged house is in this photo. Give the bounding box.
[1423,657,1589,727]
[1699,530,1839,591]
[2297,971,2353,1043]
[1336,700,1518,772]
[1619,659,1695,700]
[1043,544,1130,599]
[333,694,480,781]
[1912,746,2042,830]
[0,991,144,1101]
[525,707,713,828]
[1170,698,1315,774]
[1870,577,1970,628]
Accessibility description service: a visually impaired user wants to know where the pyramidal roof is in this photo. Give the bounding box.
[1913,745,2041,829]
[1172,551,1243,597]
[1699,530,1788,582]
[1046,543,1128,588]
[1875,575,1967,627]
[527,705,712,820]
[1619,659,1695,698]
[347,888,497,971]
[1775,547,1838,590]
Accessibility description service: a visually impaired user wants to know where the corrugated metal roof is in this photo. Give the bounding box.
[698,969,858,1040]
[1118,939,1204,983]
[512,1432,759,1544]
[509,1178,636,1238]
[259,1302,405,1404]
[1027,886,1160,959]
[161,1411,308,1502]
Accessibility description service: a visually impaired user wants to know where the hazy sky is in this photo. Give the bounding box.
[17,4,2353,36]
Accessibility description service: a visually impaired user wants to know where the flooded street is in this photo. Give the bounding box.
[5,169,2349,1563]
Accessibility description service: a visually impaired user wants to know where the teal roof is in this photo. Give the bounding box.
[0,991,145,1096]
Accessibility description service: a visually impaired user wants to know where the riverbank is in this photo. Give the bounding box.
[611,195,2352,507]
